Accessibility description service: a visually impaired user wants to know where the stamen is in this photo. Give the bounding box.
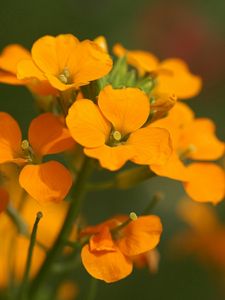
[58,68,71,84]
[21,139,30,151]
[129,212,138,221]
[112,130,122,142]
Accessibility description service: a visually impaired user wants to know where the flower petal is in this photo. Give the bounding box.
[72,40,112,86]
[0,112,22,163]
[156,58,202,99]
[0,70,24,85]
[183,163,225,204]
[113,44,159,76]
[84,144,135,171]
[81,244,133,283]
[117,215,162,256]
[150,150,189,181]
[0,44,30,74]
[89,226,116,252]
[127,126,172,165]
[19,161,72,203]
[66,99,110,147]
[98,85,150,135]
[17,59,46,81]
[179,118,224,160]
[29,113,75,156]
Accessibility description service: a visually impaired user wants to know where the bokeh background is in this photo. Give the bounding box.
[0,0,225,299]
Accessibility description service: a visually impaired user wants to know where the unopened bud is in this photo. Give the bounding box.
[151,93,177,122]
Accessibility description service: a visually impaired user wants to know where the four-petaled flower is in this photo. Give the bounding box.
[66,85,172,171]
[0,112,74,203]
[80,214,162,282]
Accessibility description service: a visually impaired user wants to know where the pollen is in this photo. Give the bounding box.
[112,130,122,142]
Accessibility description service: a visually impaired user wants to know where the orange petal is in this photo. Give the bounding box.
[19,161,72,203]
[127,125,172,165]
[113,44,159,76]
[84,144,135,171]
[117,215,162,256]
[0,44,30,74]
[150,150,189,181]
[183,163,225,204]
[72,40,112,87]
[94,36,108,52]
[98,85,150,135]
[179,118,224,160]
[28,113,75,156]
[0,70,24,85]
[17,59,46,81]
[152,102,194,148]
[89,226,116,252]
[32,35,63,75]
[66,99,110,147]
[156,58,202,99]
[0,112,22,163]
[81,244,133,283]
[177,200,220,233]
[0,187,9,213]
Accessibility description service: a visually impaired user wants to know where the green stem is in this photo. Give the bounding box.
[29,157,94,298]
[86,277,98,300]
[18,212,43,300]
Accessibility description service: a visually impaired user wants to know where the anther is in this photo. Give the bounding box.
[129,212,138,221]
[112,130,122,142]
[21,139,30,151]
[58,68,71,84]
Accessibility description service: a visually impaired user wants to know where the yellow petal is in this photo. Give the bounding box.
[127,126,172,165]
[98,85,150,135]
[28,113,75,156]
[66,99,110,147]
[84,144,135,171]
[156,58,202,99]
[81,244,133,283]
[184,163,225,204]
[150,150,189,181]
[19,161,72,203]
[118,215,162,256]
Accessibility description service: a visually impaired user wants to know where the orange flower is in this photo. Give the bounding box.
[17,34,113,91]
[66,85,172,171]
[174,201,225,273]
[0,112,74,203]
[0,44,56,96]
[150,102,225,204]
[80,214,162,282]
[113,44,202,99]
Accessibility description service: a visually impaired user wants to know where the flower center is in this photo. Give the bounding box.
[112,130,122,142]
[58,68,71,84]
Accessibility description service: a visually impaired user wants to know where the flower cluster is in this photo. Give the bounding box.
[0,33,224,296]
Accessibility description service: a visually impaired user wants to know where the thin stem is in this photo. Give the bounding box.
[142,192,164,215]
[86,277,98,300]
[18,212,43,300]
[29,157,94,298]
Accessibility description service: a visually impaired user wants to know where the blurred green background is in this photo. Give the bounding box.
[0,0,225,299]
